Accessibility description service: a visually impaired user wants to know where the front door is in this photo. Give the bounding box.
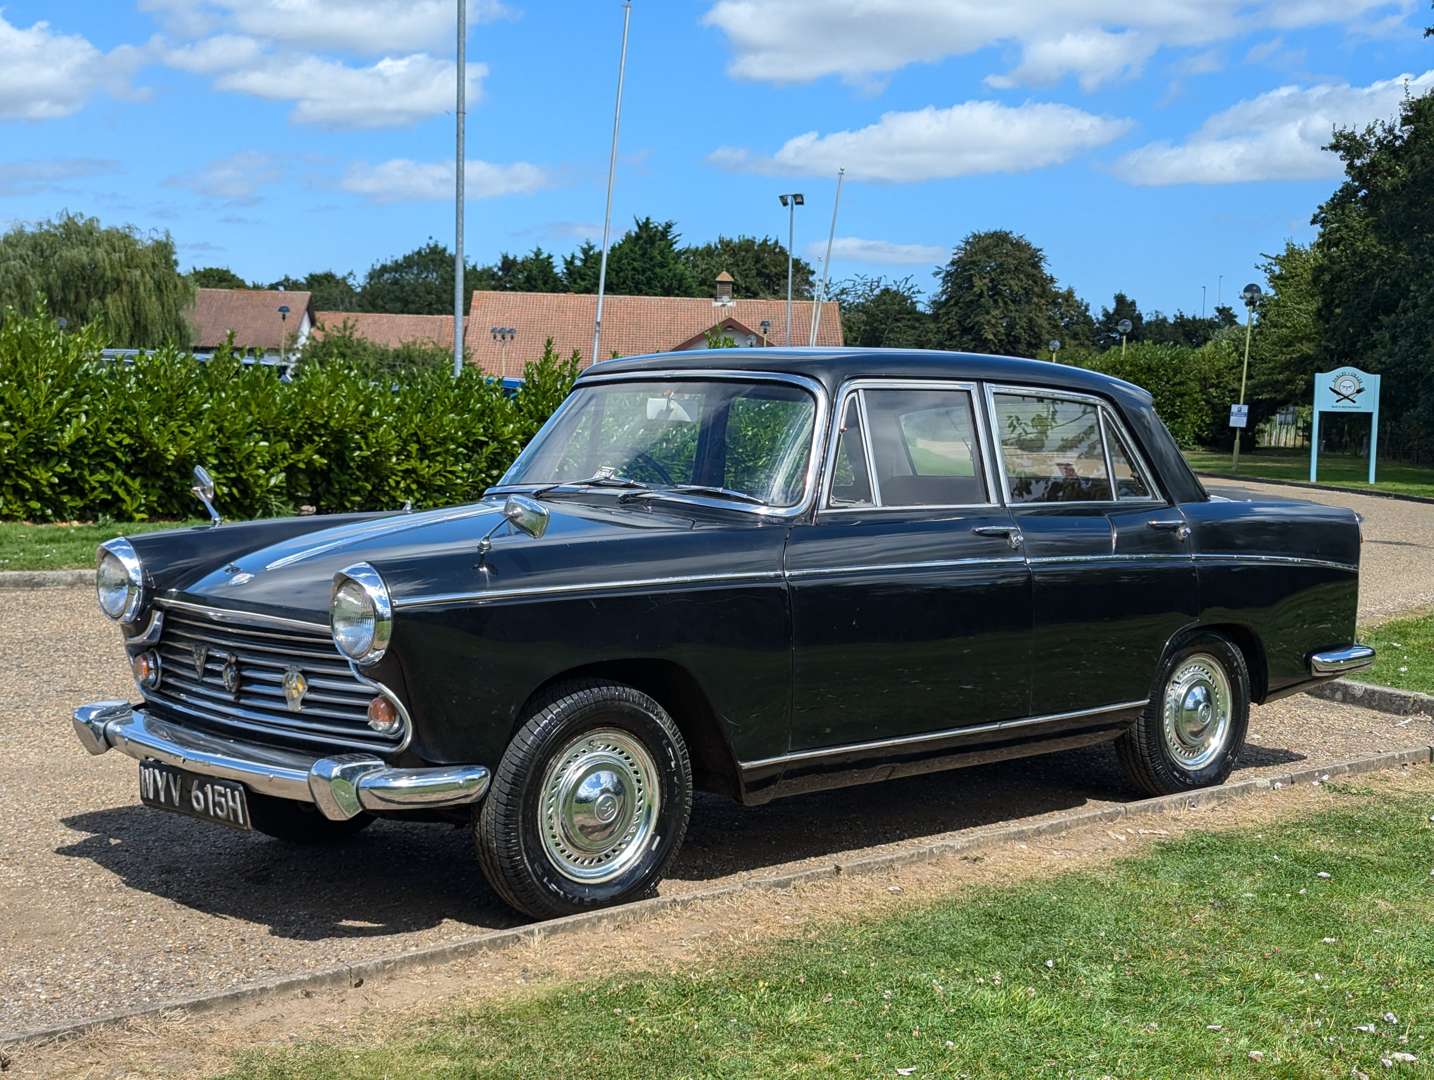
[986,386,1197,718]
[785,380,1033,758]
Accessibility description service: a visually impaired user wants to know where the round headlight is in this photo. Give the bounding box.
[331,563,392,664]
[97,539,144,622]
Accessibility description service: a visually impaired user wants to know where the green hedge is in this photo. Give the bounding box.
[0,310,578,522]
[1061,337,1243,449]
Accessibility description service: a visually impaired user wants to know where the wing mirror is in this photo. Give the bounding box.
[503,494,549,539]
[191,465,221,527]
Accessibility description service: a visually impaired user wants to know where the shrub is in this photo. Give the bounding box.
[0,309,579,522]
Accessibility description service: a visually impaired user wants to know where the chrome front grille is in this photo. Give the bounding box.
[145,606,400,753]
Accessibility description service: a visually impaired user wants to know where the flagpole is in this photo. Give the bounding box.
[452,0,466,378]
[808,167,844,346]
[592,1,631,364]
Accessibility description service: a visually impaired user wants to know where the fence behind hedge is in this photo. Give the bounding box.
[0,310,577,523]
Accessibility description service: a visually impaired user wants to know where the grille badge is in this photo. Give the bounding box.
[221,654,240,696]
[191,644,209,680]
[282,666,309,712]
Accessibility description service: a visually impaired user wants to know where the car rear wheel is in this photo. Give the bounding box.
[1116,634,1250,797]
[476,679,693,920]
[248,792,374,844]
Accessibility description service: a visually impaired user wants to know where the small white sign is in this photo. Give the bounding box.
[1229,404,1249,429]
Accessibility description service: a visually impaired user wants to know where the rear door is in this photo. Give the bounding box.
[785,380,1033,755]
[986,385,1197,717]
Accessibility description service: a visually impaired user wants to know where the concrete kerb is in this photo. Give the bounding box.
[1308,678,1434,717]
[6,744,1431,1051]
[0,570,92,590]
[1195,470,1434,506]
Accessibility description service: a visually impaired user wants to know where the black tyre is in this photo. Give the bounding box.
[1116,634,1250,797]
[476,679,693,920]
[248,792,374,844]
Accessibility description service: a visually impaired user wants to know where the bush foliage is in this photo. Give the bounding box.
[0,309,579,522]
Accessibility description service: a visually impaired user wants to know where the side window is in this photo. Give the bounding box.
[991,392,1113,504]
[1104,414,1153,499]
[829,396,873,506]
[863,389,988,506]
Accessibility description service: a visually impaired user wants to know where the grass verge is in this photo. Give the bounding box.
[1357,610,1434,696]
[0,520,202,572]
[1184,448,1434,499]
[225,784,1434,1079]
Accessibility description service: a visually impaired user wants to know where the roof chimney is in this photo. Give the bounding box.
[713,270,733,304]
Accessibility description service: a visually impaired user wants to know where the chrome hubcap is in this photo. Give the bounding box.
[1162,653,1232,771]
[539,728,660,884]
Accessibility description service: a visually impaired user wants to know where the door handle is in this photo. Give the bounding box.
[1147,518,1191,541]
[973,525,1023,550]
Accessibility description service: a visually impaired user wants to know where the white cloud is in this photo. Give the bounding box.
[166,151,280,204]
[0,159,121,197]
[808,237,946,266]
[711,102,1131,182]
[1115,69,1434,185]
[342,159,551,203]
[0,13,142,119]
[702,0,1412,91]
[162,37,483,127]
[140,0,511,55]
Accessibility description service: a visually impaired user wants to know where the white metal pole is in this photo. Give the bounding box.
[592,1,631,364]
[785,200,795,345]
[452,0,466,378]
[809,167,844,346]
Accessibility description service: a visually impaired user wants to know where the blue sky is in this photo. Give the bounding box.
[2,1,1430,315]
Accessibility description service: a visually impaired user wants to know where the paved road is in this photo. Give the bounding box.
[3,478,1431,1036]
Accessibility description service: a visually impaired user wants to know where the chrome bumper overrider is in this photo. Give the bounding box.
[72,702,490,822]
[1309,644,1377,677]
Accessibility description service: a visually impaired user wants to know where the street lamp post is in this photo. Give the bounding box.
[1232,283,1263,473]
[276,304,290,365]
[491,326,515,373]
[759,319,771,346]
[1049,338,1061,364]
[778,192,803,345]
[1117,318,1132,361]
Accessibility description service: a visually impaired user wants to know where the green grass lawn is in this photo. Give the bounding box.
[226,783,1434,1079]
[1184,448,1434,499]
[1357,610,1434,696]
[0,520,203,572]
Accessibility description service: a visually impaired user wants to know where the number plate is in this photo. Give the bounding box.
[138,760,251,831]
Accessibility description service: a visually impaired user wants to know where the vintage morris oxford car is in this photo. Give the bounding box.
[73,349,1374,918]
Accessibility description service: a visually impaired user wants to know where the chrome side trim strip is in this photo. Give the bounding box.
[394,570,786,610]
[1028,553,1194,565]
[155,598,329,633]
[1310,644,1376,676]
[786,555,1027,578]
[740,698,1149,770]
[1192,553,1359,574]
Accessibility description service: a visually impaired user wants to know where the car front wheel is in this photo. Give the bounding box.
[1117,634,1250,797]
[476,679,693,919]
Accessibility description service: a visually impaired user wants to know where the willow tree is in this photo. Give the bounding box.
[0,214,194,347]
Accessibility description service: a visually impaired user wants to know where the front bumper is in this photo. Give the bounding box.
[1309,644,1377,677]
[73,701,490,822]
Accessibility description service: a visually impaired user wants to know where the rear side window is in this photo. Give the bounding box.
[991,392,1113,503]
[862,388,988,506]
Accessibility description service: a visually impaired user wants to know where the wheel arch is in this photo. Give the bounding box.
[514,659,742,800]
[1160,622,1268,703]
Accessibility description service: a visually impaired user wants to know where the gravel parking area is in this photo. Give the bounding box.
[3,479,1430,1038]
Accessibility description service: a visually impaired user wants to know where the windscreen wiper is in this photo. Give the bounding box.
[532,469,647,500]
[621,484,767,506]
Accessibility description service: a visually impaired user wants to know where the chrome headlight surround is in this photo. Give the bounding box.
[331,562,393,666]
[96,538,145,623]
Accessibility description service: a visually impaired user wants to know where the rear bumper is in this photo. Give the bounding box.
[1309,644,1376,677]
[72,701,489,822]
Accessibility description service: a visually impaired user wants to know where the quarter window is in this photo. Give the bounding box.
[991,393,1113,503]
[829,396,874,507]
[1104,415,1152,499]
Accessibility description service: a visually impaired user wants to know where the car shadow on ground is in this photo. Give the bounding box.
[55,740,1305,939]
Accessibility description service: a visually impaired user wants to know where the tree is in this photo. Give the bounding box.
[0,213,193,346]
[264,271,359,311]
[602,217,699,297]
[929,230,1061,357]
[1051,286,1096,350]
[681,235,814,299]
[488,247,564,292]
[358,241,480,314]
[832,276,932,348]
[1096,292,1144,348]
[561,241,601,293]
[190,266,248,289]
[1246,242,1323,410]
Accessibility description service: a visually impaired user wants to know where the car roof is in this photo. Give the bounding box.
[580,347,1154,407]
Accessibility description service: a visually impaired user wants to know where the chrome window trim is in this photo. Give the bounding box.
[983,382,1164,509]
[740,698,1149,771]
[494,368,830,520]
[819,378,1002,513]
[394,569,786,610]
